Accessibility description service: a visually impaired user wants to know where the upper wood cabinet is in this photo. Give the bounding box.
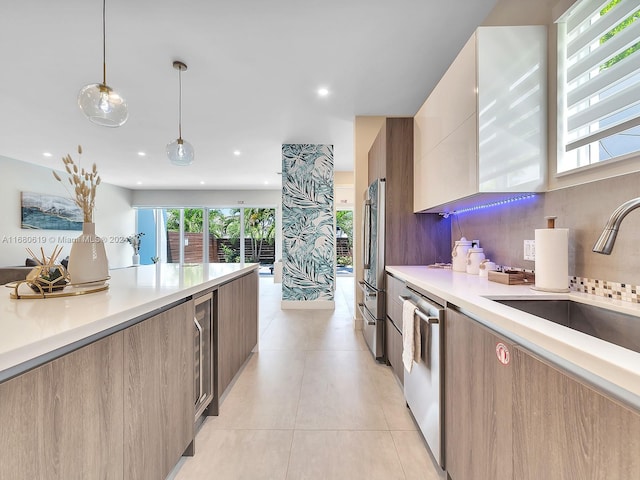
[368,118,452,266]
[414,26,547,213]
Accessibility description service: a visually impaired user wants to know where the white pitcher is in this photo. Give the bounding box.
[466,247,485,275]
[451,237,473,272]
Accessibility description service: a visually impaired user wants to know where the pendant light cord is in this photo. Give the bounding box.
[102,0,107,86]
[178,66,183,140]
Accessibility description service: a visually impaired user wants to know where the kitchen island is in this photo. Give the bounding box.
[387,265,640,479]
[0,262,259,480]
[0,262,257,381]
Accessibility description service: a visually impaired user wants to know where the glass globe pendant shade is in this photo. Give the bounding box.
[78,83,128,127]
[166,138,194,166]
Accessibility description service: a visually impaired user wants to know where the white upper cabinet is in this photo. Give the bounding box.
[414,26,547,214]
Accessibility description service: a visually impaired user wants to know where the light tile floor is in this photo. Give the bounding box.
[171,276,444,480]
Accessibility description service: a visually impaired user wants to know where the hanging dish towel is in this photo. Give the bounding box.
[402,299,421,372]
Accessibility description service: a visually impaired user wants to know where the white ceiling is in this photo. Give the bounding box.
[0,0,497,190]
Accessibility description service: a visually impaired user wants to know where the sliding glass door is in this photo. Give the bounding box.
[135,206,276,272]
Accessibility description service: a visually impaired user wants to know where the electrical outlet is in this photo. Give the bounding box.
[524,240,535,261]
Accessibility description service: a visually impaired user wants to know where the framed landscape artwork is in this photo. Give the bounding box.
[20,191,83,231]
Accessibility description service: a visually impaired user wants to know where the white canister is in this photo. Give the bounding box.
[478,259,497,278]
[452,237,473,272]
[466,247,485,275]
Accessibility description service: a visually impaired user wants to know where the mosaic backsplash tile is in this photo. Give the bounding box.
[569,276,640,303]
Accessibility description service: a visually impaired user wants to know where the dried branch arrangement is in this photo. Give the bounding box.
[52,145,101,223]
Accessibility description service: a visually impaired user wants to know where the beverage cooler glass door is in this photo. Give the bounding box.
[194,292,214,419]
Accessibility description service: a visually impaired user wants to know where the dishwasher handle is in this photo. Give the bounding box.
[399,295,440,324]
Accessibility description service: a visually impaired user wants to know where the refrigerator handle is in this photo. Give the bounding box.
[363,199,371,269]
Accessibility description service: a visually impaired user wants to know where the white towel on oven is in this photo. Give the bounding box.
[402,299,421,373]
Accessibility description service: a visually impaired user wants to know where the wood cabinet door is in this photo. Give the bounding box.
[445,308,513,480]
[242,269,259,358]
[218,271,259,397]
[218,276,244,396]
[124,301,194,480]
[512,348,640,479]
[368,119,386,184]
[0,333,124,480]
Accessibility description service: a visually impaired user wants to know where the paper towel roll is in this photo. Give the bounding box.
[534,228,569,292]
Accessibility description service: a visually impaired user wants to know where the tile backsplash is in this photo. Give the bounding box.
[451,170,640,290]
[569,277,640,303]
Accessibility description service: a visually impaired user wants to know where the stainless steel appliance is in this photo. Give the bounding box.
[194,292,214,420]
[358,179,386,359]
[402,285,445,470]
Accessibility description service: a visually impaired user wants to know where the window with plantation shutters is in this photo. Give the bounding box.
[557,0,640,173]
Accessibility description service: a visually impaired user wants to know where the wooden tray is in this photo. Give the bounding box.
[6,280,109,299]
[488,270,535,285]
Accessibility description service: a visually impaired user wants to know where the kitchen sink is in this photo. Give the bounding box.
[495,299,640,354]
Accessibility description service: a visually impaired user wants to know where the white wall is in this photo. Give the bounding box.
[132,189,281,208]
[0,156,135,268]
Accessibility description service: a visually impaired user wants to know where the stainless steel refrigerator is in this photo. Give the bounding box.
[358,178,386,359]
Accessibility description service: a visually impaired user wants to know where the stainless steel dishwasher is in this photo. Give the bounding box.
[402,285,446,470]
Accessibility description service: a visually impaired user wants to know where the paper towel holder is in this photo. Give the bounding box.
[531,215,569,293]
[545,216,557,229]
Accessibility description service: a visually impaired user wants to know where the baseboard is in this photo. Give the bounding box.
[281,300,335,310]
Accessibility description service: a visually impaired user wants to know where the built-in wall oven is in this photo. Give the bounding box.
[402,284,446,470]
[194,291,215,420]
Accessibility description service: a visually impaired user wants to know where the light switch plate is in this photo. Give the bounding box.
[524,240,535,261]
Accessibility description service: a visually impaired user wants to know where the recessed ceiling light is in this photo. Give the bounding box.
[137,151,146,157]
[264,180,269,185]
[43,152,52,157]
[200,181,205,185]
[233,150,241,156]
[136,181,142,185]
[317,87,329,97]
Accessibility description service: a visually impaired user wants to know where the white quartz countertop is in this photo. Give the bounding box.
[0,263,258,380]
[386,266,640,409]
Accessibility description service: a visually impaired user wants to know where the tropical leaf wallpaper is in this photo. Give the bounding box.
[282,144,335,302]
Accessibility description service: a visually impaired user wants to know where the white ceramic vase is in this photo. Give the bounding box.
[68,222,109,285]
[132,253,140,265]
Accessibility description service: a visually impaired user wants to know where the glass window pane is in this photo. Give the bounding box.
[244,208,276,273]
[209,208,241,263]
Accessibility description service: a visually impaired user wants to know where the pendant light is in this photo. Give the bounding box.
[166,61,194,166]
[77,0,128,127]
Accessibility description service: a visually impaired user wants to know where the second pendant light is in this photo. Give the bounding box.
[167,60,194,166]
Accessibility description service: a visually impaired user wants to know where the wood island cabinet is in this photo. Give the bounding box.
[0,333,124,480]
[124,300,194,480]
[218,269,259,397]
[0,268,259,480]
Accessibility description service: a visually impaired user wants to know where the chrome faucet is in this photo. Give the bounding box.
[593,197,640,254]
